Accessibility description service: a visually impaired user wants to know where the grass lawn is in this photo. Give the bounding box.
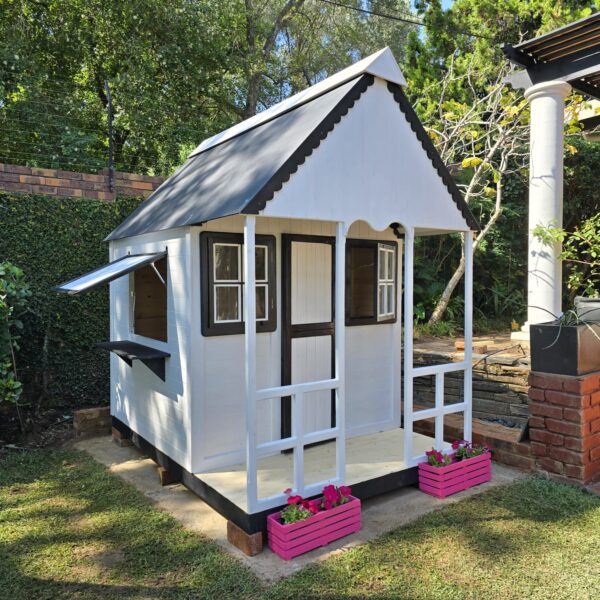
[1,449,599,600]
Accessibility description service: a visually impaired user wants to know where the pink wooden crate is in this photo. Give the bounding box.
[418,452,491,499]
[267,496,361,560]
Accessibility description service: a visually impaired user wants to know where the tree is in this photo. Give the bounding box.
[402,0,597,326]
[0,0,414,175]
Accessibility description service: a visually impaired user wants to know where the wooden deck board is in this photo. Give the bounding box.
[195,428,446,511]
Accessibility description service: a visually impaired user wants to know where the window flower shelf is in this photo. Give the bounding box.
[268,486,361,560]
[418,442,491,499]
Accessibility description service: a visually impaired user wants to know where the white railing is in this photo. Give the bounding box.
[404,229,474,467]
[244,219,347,514]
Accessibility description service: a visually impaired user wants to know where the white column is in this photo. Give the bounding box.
[243,216,257,512]
[524,80,571,327]
[463,232,474,443]
[403,228,414,466]
[334,222,346,483]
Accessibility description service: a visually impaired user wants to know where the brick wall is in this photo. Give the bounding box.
[0,162,164,200]
[528,370,600,484]
[413,350,530,425]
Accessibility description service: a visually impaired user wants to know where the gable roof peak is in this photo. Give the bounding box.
[189,47,406,158]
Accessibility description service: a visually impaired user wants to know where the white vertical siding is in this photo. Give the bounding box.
[109,227,193,471]
[192,216,401,472]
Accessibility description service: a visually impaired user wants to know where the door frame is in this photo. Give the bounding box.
[281,234,336,440]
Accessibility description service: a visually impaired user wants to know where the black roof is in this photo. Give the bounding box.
[107,74,478,241]
[503,13,600,99]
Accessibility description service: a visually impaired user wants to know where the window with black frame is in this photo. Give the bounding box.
[346,239,397,326]
[200,232,276,336]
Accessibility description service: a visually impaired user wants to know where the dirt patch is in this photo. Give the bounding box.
[0,404,76,455]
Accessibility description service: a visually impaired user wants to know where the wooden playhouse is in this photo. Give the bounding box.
[57,48,479,549]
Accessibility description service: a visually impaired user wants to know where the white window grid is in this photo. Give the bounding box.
[212,242,269,323]
[377,244,395,320]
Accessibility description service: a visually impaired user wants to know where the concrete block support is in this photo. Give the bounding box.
[528,370,600,484]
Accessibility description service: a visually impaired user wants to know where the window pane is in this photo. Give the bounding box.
[256,284,267,321]
[378,248,386,280]
[214,244,239,281]
[387,250,394,281]
[215,285,240,322]
[387,284,395,315]
[378,284,386,316]
[255,246,267,282]
[350,246,375,319]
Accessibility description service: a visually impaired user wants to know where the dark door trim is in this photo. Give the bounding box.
[281,234,336,440]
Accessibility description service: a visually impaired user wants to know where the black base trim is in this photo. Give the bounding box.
[112,416,419,534]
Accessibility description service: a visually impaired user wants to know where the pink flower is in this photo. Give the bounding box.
[339,485,351,497]
[308,500,320,514]
[322,498,333,510]
[287,495,302,505]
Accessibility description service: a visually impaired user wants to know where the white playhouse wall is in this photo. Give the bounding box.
[262,77,472,234]
[109,227,194,471]
[190,216,402,473]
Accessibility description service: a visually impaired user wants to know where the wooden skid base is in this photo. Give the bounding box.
[227,520,263,556]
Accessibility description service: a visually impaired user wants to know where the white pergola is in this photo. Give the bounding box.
[504,13,600,333]
[242,215,474,514]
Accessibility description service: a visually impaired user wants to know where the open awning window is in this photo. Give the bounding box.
[54,252,167,295]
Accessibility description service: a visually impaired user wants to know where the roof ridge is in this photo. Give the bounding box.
[242,74,375,215]
[386,82,480,232]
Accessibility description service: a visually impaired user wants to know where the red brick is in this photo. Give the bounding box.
[0,181,31,192]
[584,406,600,422]
[546,390,589,408]
[41,177,71,187]
[528,401,563,419]
[592,391,600,406]
[30,184,57,195]
[491,449,534,471]
[5,164,32,174]
[31,167,57,177]
[570,461,600,482]
[57,187,81,197]
[528,387,545,401]
[537,457,564,474]
[530,429,564,446]
[591,446,600,462]
[19,174,40,184]
[563,374,600,395]
[564,433,600,452]
[547,446,588,466]
[545,418,588,437]
[82,173,106,183]
[591,418,600,434]
[530,441,548,457]
[528,416,545,429]
[56,169,82,180]
[0,172,20,182]
[563,407,582,422]
[529,372,565,390]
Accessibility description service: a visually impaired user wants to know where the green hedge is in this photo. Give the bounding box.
[0,193,141,407]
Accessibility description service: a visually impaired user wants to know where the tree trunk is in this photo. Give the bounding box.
[428,246,466,325]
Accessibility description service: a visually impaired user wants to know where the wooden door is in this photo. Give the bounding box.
[281,234,335,439]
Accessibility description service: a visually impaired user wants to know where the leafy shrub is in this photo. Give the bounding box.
[0,192,141,409]
[0,262,30,410]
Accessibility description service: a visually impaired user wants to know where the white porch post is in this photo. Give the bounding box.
[522,80,571,329]
[243,215,257,513]
[463,232,474,442]
[334,222,346,483]
[403,227,415,466]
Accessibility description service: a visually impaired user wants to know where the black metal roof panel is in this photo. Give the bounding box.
[106,76,368,241]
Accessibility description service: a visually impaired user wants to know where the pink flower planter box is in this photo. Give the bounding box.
[267,496,361,560]
[418,452,492,499]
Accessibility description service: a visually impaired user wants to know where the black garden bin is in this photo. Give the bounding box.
[530,321,600,376]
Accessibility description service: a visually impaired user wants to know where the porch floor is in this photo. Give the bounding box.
[195,428,447,512]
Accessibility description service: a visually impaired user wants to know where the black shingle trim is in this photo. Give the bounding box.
[243,74,375,214]
[387,82,480,232]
